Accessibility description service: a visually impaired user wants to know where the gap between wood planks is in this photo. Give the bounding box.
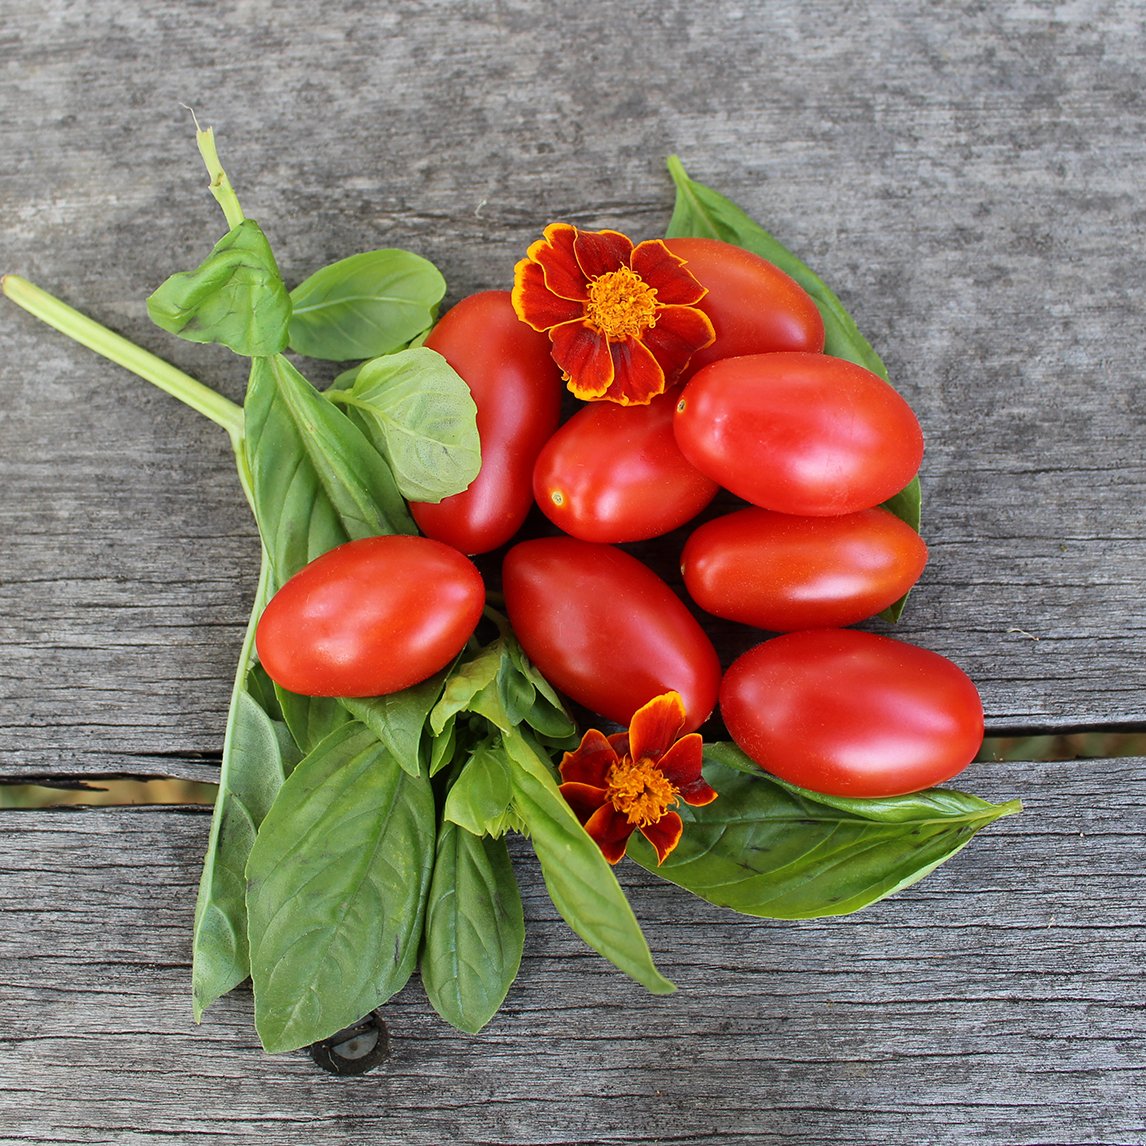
[1,727,1144,808]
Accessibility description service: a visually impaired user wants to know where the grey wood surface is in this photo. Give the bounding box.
[1,1,1144,1143]
[2,758,1143,1146]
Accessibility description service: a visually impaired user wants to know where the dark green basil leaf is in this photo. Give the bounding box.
[287,249,445,361]
[242,354,414,583]
[332,348,480,503]
[340,668,449,778]
[192,562,298,1020]
[630,742,1021,919]
[421,823,524,1034]
[245,722,436,1054]
[148,219,291,356]
[273,687,352,756]
[503,729,675,996]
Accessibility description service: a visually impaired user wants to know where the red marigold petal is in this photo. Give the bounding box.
[680,776,719,808]
[600,335,667,405]
[628,691,687,762]
[573,228,635,280]
[559,727,620,787]
[607,730,630,756]
[584,803,636,865]
[550,320,615,399]
[512,260,585,331]
[559,781,610,825]
[640,305,716,382]
[641,810,684,864]
[532,223,590,301]
[652,731,705,788]
[631,239,707,305]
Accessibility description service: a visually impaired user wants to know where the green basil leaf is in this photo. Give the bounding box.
[421,823,524,1034]
[243,354,414,583]
[630,742,1021,919]
[245,722,436,1054]
[192,561,298,1020]
[503,729,675,996]
[273,687,352,755]
[340,668,448,778]
[287,249,446,362]
[443,738,516,837]
[430,641,504,735]
[148,219,291,356]
[428,713,458,778]
[333,348,480,503]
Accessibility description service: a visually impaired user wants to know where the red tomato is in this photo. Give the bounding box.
[410,291,562,554]
[255,536,485,697]
[681,506,928,631]
[502,537,721,731]
[662,236,825,374]
[674,351,923,515]
[720,630,984,797]
[532,388,719,543]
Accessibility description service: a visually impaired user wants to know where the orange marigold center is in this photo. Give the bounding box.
[584,267,659,341]
[605,755,678,828]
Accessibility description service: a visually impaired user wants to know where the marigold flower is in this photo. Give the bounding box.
[512,223,715,406]
[558,691,717,864]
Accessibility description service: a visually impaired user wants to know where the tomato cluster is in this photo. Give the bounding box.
[257,237,983,798]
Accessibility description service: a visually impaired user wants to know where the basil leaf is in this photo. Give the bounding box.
[340,668,449,778]
[421,823,524,1034]
[243,354,414,583]
[630,742,1021,919]
[245,721,436,1054]
[148,219,291,357]
[430,641,504,735]
[503,729,675,996]
[192,562,298,1020]
[333,348,480,503]
[443,738,517,838]
[287,249,446,361]
[273,687,352,755]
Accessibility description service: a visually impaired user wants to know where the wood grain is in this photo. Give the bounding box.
[1,3,1144,1143]
[0,760,1141,1145]
[2,0,1145,780]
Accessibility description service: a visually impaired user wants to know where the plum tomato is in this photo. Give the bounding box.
[532,387,719,543]
[662,236,825,374]
[673,351,924,516]
[409,290,562,554]
[502,537,721,731]
[720,629,984,797]
[255,535,485,698]
[681,506,928,631]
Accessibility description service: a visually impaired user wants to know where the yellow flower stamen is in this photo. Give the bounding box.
[605,755,678,828]
[584,267,659,341]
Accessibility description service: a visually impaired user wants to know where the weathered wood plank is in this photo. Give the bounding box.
[0,759,1141,1145]
[2,1,1145,780]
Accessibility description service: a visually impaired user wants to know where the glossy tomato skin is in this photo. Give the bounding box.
[681,506,928,631]
[532,388,720,543]
[720,630,984,797]
[662,236,825,374]
[502,537,721,731]
[674,351,924,516]
[255,536,485,698]
[410,291,563,554]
